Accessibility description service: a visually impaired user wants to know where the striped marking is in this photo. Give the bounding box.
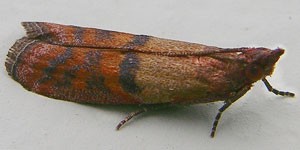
[37,47,73,84]
[53,50,109,91]
[83,51,110,93]
[123,35,149,49]
[55,71,76,88]
[74,27,84,44]
[95,29,112,41]
[85,50,102,66]
[86,74,110,93]
[100,51,138,103]
[119,52,141,94]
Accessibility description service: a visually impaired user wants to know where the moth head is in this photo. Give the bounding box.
[244,48,284,82]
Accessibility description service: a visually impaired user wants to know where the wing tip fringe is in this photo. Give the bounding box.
[5,37,37,76]
[21,22,45,38]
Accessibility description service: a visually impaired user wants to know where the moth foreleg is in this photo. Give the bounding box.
[262,78,295,97]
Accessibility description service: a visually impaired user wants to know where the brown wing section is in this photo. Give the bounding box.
[21,22,226,56]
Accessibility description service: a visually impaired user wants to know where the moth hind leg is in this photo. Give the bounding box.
[116,108,148,130]
[116,104,172,130]
[262,78,295,97]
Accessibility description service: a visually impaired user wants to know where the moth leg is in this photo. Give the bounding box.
[210,102,232,138]
[116,108,148,130]
[116,104,172,130]
[262,78,295,97]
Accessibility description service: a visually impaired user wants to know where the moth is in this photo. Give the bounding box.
[5,22,295,137]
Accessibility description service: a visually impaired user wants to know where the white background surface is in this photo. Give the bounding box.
[0,0,299,150]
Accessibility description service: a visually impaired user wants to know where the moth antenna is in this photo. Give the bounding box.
[262,78,295,97]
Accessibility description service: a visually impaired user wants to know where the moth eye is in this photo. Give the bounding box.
[245,65,264,82]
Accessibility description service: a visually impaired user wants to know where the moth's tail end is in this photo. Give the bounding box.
[21,22,45,38]
[5,37,36,77]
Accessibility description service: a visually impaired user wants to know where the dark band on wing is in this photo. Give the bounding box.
[74,27,84,44]
[37,47,73,84]
[95,29,112,41]
[55,71,76,88]
[86,74,110,93]
[84,51,110,93]
[123,35,149,49]
[119,52,141,94]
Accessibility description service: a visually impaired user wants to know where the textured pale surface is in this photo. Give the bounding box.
[0,0,299,150]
